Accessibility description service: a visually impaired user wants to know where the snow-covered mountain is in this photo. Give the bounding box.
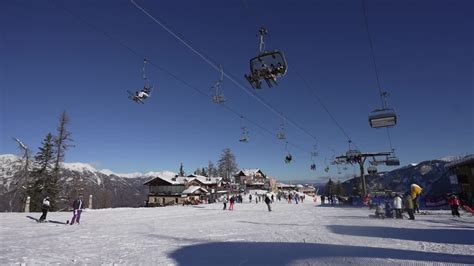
[0,154,178,212]
[341,159,455,197]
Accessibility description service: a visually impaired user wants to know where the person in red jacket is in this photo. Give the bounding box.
[229,196,235,211]
[448,195,461,218]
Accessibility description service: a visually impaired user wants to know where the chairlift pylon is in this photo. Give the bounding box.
[345,140,361,160]
[245,27,288,89]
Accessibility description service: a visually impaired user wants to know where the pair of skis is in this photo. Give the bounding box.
[26,216,69,225]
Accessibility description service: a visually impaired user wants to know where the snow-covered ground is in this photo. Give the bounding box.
[1,200,473,265]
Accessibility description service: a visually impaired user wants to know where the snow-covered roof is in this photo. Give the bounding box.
[277,182,295,187]
[144,175,187,186]
[182,186,208,194]
[236,168,265,177]
[187,174,222,185]
[446,155,474,168]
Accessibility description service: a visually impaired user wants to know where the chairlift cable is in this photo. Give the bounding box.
[54,0,314,159]
[296,72,359,150]
[361,0,384,107]
[142,58,149,87]
[386,128,394,151]
[130,0,319,143]
[362,0,398,153]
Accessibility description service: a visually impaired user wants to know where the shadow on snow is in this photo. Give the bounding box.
[169,242,474,265]
[327,225,474,245]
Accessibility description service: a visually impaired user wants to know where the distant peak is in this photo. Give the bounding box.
[61,162,97,173]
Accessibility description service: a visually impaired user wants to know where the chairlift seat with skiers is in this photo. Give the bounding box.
[277,132,286,140]
[367,165,378,175]
[285,154,292,164]
[128,86,152,104]
[369,108,397,128]
[212,94,226,104]
[346,149,362,159]
[245,51,287,89]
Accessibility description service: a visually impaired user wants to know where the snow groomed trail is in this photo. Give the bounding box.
[0,200,473,265]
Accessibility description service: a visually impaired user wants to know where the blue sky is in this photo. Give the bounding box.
[1,0,472,181]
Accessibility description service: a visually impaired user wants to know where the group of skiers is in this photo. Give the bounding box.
[373,193,419,220]
[223,193,273,212]
[37,195,84,225]
[373,193,463,220]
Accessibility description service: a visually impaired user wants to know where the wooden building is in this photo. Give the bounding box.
[446,154,474,207]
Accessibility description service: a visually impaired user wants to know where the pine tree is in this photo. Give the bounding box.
[335,180,346,196]
[179,163,185,176]
[200,167,207,177]
[53,111,74,176]
[52,111,74,208]
[206,161,218,177]
[218,148,238,182]
[324,178,336,196]
[27,133,56,211]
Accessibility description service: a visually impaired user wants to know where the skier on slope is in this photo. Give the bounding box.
[404,193,415,220]
[223,196,228,210]
[70,194,84,225]
[229,196,235,211]
[38,196,51,222]
[448,194,461,218]
[393,194,403,219]
[264,195,272,212]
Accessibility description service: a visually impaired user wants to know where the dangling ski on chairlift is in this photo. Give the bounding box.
[128,58,153,104]
[245,27,288,89]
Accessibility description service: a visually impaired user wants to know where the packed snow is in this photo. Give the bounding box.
[1,199,473,265]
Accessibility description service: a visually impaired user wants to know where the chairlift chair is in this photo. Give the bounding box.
[212,94,226,104]
[367,165,377,175]
[245,28,288,89]
[369,108,397,128]
[277,132,286,140]
[285,154,293,164]
[211,65,226,104]
[310,164,316,171]
[385,156,400,166]
[239,126,249,143]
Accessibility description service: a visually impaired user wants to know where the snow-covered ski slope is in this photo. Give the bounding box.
[1,201,473,265]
